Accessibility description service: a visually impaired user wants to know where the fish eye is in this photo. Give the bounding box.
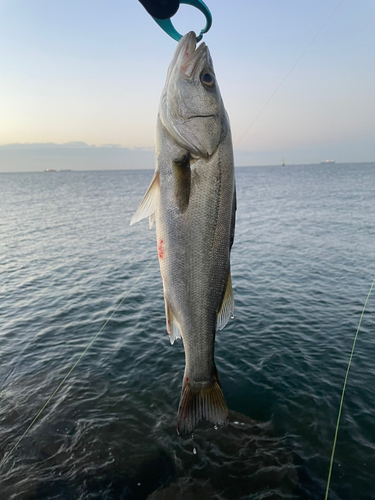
[201,71,215,88]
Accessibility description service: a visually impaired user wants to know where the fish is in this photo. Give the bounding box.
[130,31,236,436]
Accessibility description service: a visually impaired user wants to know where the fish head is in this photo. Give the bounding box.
[159,31,228,158]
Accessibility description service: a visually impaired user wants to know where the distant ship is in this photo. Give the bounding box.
[44,169,56,172]
[320,160,335,164]
[282,158,285,166]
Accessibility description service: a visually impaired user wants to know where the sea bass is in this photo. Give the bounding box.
[131,31,236,436]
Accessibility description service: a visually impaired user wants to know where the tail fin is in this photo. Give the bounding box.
[176,377,229,437]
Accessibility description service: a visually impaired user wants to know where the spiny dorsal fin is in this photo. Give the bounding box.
[130,171,159,226]
[217,273,234,331]
[165,299,182,345]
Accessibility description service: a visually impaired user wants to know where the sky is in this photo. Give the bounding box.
[0,0,374,171]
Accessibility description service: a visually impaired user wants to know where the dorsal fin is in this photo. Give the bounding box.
[230,187,236,250]
[217,273,234,331]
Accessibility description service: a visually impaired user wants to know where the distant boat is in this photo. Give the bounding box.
[282,159,285,166]
[320,160,335,164]
[44,169,56,172]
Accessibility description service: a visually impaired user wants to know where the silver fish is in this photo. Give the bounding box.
[131,31,236,436]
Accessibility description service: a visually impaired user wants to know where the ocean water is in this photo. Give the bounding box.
[1,163,375,500]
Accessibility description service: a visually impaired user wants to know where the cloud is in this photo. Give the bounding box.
[234,134,375,167]
[0,143,155,172]
[1,140,373,173]
[0,142,93,150]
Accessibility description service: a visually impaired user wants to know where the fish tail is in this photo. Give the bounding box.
[176,373,229,437]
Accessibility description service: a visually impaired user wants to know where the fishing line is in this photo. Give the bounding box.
[0,255,156,469]
[324,278,375,500]
[235,0,345,148]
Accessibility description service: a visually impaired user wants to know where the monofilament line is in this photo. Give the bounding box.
[235,0,345,148]
[324,278,375,500]
[0,257,156,469]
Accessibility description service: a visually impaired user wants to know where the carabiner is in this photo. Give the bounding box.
[153,0,212,43]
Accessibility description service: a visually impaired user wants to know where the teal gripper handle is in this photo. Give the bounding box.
[153,0,212,43]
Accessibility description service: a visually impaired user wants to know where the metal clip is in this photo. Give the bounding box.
[153,0,212,43]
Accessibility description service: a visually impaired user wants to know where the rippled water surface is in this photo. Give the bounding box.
[1,164,375,500]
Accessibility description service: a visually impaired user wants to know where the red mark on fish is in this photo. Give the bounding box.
[158,239,164,259]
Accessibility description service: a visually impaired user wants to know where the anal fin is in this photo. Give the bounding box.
[165,300,181,345]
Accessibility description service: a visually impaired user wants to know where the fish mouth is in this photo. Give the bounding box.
[178,31,208,78]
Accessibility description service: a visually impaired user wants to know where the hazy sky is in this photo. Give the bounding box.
[1,0,374,169]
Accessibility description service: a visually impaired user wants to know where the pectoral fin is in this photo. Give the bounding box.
[130,172,159,227]
[165,300,182,345]
[217,273,234,331]
[173,154,191,213]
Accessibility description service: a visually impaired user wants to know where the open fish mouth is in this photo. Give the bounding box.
[170,31,208,78]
